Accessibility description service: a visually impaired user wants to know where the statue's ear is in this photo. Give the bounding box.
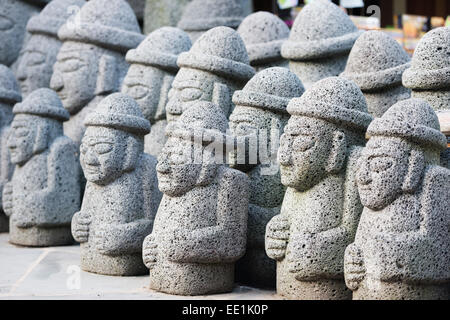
[402,149,424,193]
[33,123,49,155]
[325,131,347,174]
[212,82,232,117]
[95,54,117,95]
[123,136,140,172]
[154,74,175,120]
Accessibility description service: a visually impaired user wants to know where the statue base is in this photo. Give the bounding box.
[354,279,450,300]
[9,224,74,247]
[150,261,234,296]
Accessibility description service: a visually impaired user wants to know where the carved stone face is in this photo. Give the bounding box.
[278,116,333,191]
[156,136,202,197]
[17,35,61,97]
[122,64,165,122]
[80,126,128,185]
[357,136,409,210]
[7,114,38,165]
[165,68,218,123]
[50,42,101,115]
[0,0,36,66]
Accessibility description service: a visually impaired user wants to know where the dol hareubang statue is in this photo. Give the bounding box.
[17,0,86,98]
[345,98,450,300]
[230,67,305,288]
[50,0,144,146]
[71,93,162,276]
[165,26,255,123]
[0,65,21,233]
[3,88,80,246]
[143,102,249,295]
[122,27,191,157]
[265,77,373,300]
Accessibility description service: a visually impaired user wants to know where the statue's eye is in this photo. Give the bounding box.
[59,58,83,72]
[128,85,149,100]
[293,136,315,152]
[80,143,88,154]
[369,156,393,172]
[26,52,46,66]
[180,88,202,102]
[94,143,113,155]
[0,15,14,31]
[14,128,29,137]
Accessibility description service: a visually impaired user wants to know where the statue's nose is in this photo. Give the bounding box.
[50,72,64,91]
[165,93,182,116]
[17,61,27,81]
[278,140,292,166]
[357,164,372,186]
[156,156,171,174]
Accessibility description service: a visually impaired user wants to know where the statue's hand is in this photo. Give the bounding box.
[344,243,365,291]
[2,182,13,217]
[143,234,158,269]
[71,211,90,243]
[265,215,290,261]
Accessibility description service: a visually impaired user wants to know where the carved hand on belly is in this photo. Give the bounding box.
[143,234,158,269]
[344,243,365,290]
[265,214,290,261]
[71,211,91,243]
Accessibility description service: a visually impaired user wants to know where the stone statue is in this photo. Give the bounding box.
[345,98,450,300]
[3,88,80,246]
[50,0,144,147]
[0,0,47,68]
[265,77,373,300]
[122,27,191,157]
[177,0,247,43]
[230,67,305,288]
[402,27,450,169]
[71,93,162,276]
[0,65,21,233]
[143,0,192,34]
[281,0,361,89]
[341,30,411,118]
[17,0,86,98]
[165,26,255,124]
[143,101,249,295]
[237,12,289,72]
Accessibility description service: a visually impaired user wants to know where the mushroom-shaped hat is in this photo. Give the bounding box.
[84,93,151,136]
[0,65,22,104]
[232,67,304,115]
[367,98,447,150]
[13,88,69,121]
[237,11,289,66]
[341,31,411,91]
[178,0,245,33]
[282,0,361,60]
[287,77,373,133]
[27,0,86,37]
[402,27,450,90]
[58,0,144,53]
[126,27,192,73]
[177,26,255,82]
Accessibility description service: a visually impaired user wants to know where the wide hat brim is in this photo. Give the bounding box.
[341,62,411,91]
[177,51,255,82]
[58,22,144,54]
[282,30,363,60]
[367,115,447,150]
[84,113,150,136]
[13,102,70,121]
[178,17,243,32]
[247,39,286,65]
[232,90,290,115]
[402,66,450,90]
[27,14,65,37]
[0,89,22,104]
[165,122,233,149]
[126,49,179,73]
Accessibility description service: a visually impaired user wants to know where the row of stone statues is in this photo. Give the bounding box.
[0,0,448,300]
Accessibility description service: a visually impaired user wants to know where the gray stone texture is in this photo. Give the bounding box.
[143,101,249,295]
[0,65,22,233]
[3,88,80,246]
[166,26,255,124]
[50,0,144,147]
[281,0,361,89]
[143,0,192,34]
[238,12,290,72]
[122,27,192,157]
[71,93,162,276]
[345,98,450,300]
[265,77,373,300]
[341,31,411,118]
[17,0,86,98]
[230,67,305,288]
[177,0,247,43]
[0,0,42,67]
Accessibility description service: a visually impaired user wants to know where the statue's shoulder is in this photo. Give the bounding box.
[422,165,450,194]
[217,166,250,187]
